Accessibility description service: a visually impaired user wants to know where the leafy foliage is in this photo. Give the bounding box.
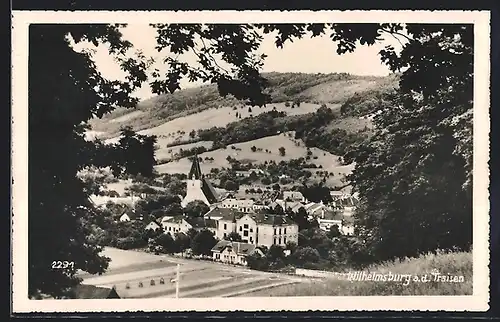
[28,22,473,298]
[344,24,473,262]
[190,229,218,256]
[224,232,243,242]
[183,200,210,218]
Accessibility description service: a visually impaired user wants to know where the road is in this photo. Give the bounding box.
[80,248,310,298]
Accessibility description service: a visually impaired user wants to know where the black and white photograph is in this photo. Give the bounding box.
[11,10,490,313]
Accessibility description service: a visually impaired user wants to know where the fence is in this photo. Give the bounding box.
[294,268,349,279]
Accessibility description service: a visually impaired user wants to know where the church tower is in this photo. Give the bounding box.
[181,155,219,208]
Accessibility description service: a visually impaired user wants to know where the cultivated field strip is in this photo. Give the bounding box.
[119,276,236,299]
[77,260,176,279]
[82,265,211,286]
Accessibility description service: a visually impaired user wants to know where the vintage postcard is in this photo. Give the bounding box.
[11,10,491,313]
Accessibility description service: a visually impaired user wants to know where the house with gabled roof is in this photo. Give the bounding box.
[145,220,162,232]
[204,206,299,248]
[318,210,355,236]
[211,240,263,266]
[181,156,219,207]
[161,215,218,237]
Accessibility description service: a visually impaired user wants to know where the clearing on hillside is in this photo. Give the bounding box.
[155,131,352,176]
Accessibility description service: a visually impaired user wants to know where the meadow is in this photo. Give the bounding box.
[240,251,473,296]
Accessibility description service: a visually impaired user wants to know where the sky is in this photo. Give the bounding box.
[71,24,404,101]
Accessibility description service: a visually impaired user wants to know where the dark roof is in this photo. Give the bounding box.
[211,240,256,255]
[188,155,203,180]
[201,177,219,204]
[250,213,295,226]
[343,216,355,224]
[322,211,355,224]
[185,216,218,229]
[164,215,185,224]
[205,207,245,221]
[323,210,344,221]
[146,220,162,228]
[71,284,121,299]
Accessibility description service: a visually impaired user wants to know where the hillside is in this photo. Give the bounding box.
[241,251,473,296]
[155,131,354,186]
[88,72,398,194]
[89,72,398,139]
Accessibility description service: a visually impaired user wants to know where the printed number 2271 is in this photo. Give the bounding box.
[51,261,75,269]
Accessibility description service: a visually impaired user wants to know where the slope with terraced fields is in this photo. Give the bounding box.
[87,72,397,193]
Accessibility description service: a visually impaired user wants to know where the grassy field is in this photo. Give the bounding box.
[240,251,473,297]
[81,247,301,298]
[300,77,396,103]
[155,131,351,175]
[97,102,334,145]
[154,131,353,188]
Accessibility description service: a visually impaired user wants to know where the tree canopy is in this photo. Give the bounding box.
[28,22,473,298]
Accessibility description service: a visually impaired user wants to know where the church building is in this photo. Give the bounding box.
[181,156,219,207]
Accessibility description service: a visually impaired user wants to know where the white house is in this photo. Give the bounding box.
[89,195,140,208]
[318,211,355,236]
[145,221,162,232]
[217,197,270,213]
[211,240,264,266]
[204,207,299,248]
[161,215,217,237]
[303,202,326,217]
[119,213,131,222]
[282,191,307,202]
[251,213,299,247]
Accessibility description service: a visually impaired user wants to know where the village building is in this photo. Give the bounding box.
[282,191,307,203]
[89,195,141,208]
[217,197,270,213]
[211,240,264,266]
[119,213,131,222]
[317,210,355,236]
[161,215,217,237]
[303,202,326,217]
[145,220,162,232]
[249,168,267,176]
[218,197,255,213]
[181,156,219,207]
[204,207,299,248]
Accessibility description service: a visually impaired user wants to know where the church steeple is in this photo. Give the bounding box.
[188,155,203,180]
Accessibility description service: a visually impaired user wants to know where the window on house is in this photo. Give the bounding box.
[279,228,281,235]
[244,224,248,229]
[224,223,227,230]
[239,226,242,232]
[169,227,171,231]
[279,237,281,245]
[274,228,276,235]
[243,231,249,237]
[224,233,227,238]
[284,237,287,244]
[284,228,287,234]
[250,237,253,243]
[250,228,253,232]
[273,238,276,245]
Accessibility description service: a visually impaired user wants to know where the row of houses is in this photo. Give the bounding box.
[146,207,300,249]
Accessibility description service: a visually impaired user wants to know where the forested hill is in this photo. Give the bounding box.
[90,72,399,137]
